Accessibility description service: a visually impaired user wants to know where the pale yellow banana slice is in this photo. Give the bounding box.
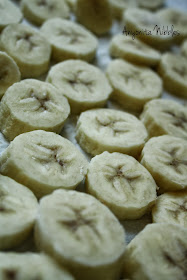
[136,0,164,11]
[0,0,23,31]
[140,99,187,140]
[0,23,51,78]
[21,0,70,26]
[86,151,157,220]
[0,174,38,250]
[181,40,187,58]
[141,135,187,193]
[46,60,112,114]
[0,79,70,141]
[109,35,161,67]
[0,130,88,198]
[0,51,20,99]
[152,192,187,227]
[0,253,75,280]
[122,223,187,280]
[35,189,126,280]
[106,59,162,113]
[40,18,98,62]
[76,109,148,157]
[109,0,136,19]
[158,53,187,99]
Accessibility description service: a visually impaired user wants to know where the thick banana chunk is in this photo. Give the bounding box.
[76,109,148,157]
[0,24,51,78]
[0,174,38,250]
[0,51,20,99]
[106,59,162,113]
[0,253,75,280]
[0,0,23,31]
[158,53,187,99]
[181,40,187,58]
[0,79,70,141]
[136,0,164,11]
[122,224,187,280]
[46,60,112,114]
[152,192,187,227]
[109,0,136,19]
[40,18,98,62]
[21,0,70,26]
[109,35,161,67]
[140,99,187,140]
[35,189,126,280]
[86,152,157,220]
[141,135,187,193]
[0,130,88,198]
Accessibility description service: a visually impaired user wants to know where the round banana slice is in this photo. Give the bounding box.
[21,0,70,26]
[181,40,187,58]
[0,23,51,78]
[109,35,161,67]
[136,0,164,11]
[0,130,88,198]
[46,60,112,114]
[35,189,126,280]
[76,109,148,157]
[86,152,157,220]
[109,0,136,19]
[0,174,38,250]
[158,53,187,99]
[0,51,20,99]
[106,59,162,113]
[0,253,75,280]
[122,223,187,280]
[141,135,187,193]
[152,192,187,227]
[141,99,187,140]
[40,18,98,62]
[76,0,112,35]
[0,0,23,31]
[0,79,70,141]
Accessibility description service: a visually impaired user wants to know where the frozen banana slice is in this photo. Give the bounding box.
[0,0,23,31]
[109,0,136,19]
[46,60,112,114]
[0,253,75,280]
[0,174,38,250]
[40,18,98,62]
[181,40,187,58]
[122,223,187,280]
[0,24,51,78]
[158,53,187,99]
[76,109,148,157]
[106,59,162,113]
[0,130,88,198]
[141,135,187,193]
[0,51,20,99]
[136,0,164,11]
[86,152,157,220]
[152,192,187,227]
[109,35,161,67]
[21,0,70,26]
[0,79,70,141]
[35,189,126,280]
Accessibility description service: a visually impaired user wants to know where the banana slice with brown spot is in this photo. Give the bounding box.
[0,0,23,31]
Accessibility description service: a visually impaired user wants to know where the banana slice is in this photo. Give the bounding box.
[109,35,161,67]
[109,0,136,19]
[0,79,70,141]
[152,192,187,227]
[0,23,51,78]
[136,0,164,11]
[140,99,187,140]
[0,51,21,99]
[141,135,187,193]
[181,40,187,58]
[0,253,75,279]
[158,53,187,99]
[86,151,157,220]
[0,174,38,250]
[0,0,23,31]
[46,60,112,114]
[122,223,187,280]
[21,0,70,26]
[40,18,98,62]
[76,109,148,157]
[106,59,162,113]
[35,189,126,280]
[0,130,88,198]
